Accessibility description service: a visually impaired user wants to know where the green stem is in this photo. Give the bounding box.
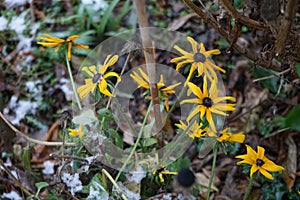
[243,176,254,200]
[65,52,82,110]
[206,142,218,200]
[115,101,153,182]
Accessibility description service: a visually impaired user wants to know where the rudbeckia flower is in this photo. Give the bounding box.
[68,124,84,137]
[236,145,284,180]
[77,55,120,98]
[37,34,89,60]
[181,76,236,132]
[175,120,207,139]
[216,127,245,143]
[130,68,181,111]
[170,36,225,82]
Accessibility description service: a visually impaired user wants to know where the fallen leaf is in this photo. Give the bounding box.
[283,135,297,189]
[168,13,198,31]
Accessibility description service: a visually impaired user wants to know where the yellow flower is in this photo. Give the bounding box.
[37,34,89,60]
[175,120,206,139]
[130,68,181,111]
[236,145,284,180]
[77,55,120,98]
[216,127,245,143]
[181,76,236,132]
[170,36,225,82]
[68,124,84,137]
[141,153,178,183]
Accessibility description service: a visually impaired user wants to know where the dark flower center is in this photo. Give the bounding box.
[203,97,213,107]
[256,159,265,166]
[194,53,206,63]
[92,73,103,83]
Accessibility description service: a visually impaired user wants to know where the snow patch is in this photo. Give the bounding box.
[1,190,22,200]
[61,173,83,195]
[126,165,146,184]
[42,160,55,175]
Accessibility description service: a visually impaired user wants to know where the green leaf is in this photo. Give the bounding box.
[284,105,300,131]
[252,68,279,93]
[295,63,300,78]
[108,129,123,149]
[142,138,157,147]
[36,182,49,190]
[22,148,31,170]
[72,109,98,125]
[98,0,120,39]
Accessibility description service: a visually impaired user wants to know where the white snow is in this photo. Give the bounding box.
[1,190,22,200]
[117,182,140,200]
[9,97,38,125]
[0,16,8,31]
[86,186,109,200]
[61,173,83,195]
[126,165,146,184]
[81,0,108,11]
[9,15,26,35]
[42,160,55,175]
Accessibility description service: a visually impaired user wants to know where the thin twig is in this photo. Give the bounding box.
[0,112,75,146]
[220,0,269,31]
[0,159,33,196]
[183,0,281,72]
[49,153,89,163]
[274,0,298,54]
[102,169,128,200]
[133,0,164,148]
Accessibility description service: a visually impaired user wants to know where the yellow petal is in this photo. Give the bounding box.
[99,79,113,97]
[259,167,274,180]
[250,164,259,178]
[103,72,121,82]
[187,36,198,53]
[187,82,203,98]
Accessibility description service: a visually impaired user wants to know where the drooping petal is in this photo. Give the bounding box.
[229,132,245,143]
[206,110,216,132]
[187,82,203,99]
[99,79,113,97]
[67,42,72,61]
[213,96,236,104]
[245,145,257,161]
[174,45,193,56]
[210,107,228,116]
[187,36,198,53]
[75,43,89,49]
[202,75,208,97]
[257,146,265,160]
[259,168,274,180]
[37,42,61,47]
[103,71,121,82]
[205,49,221,56]
[82,66,95,77]
[250,164,259,178]
[181,98,200,104]
[186,106,200,122]
[263,160,285,172]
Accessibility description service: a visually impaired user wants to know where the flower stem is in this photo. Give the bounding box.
[65,52,82,110]
[206,142,218,200]
[115,100,154,182]
[243,176,253,200]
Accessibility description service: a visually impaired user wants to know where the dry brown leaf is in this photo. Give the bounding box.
[283,135,297,189]
[168,13,198,30]
[195,172,219,192]
[0,112,16,151]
